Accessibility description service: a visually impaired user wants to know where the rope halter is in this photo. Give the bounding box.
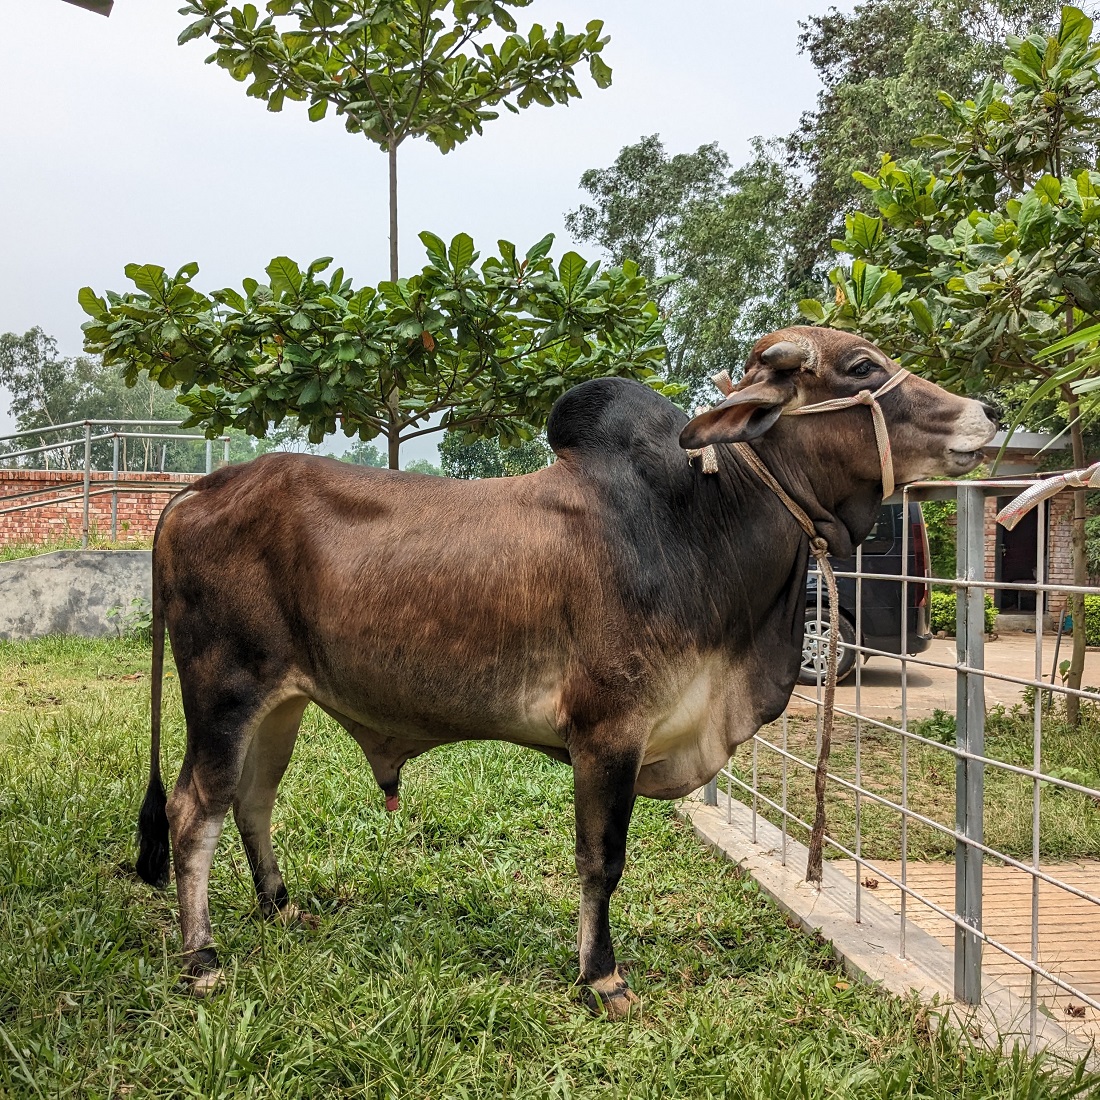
[689,366,910,499]
[782,366,910,500]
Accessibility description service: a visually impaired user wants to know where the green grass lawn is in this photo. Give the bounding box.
[0,535,154,562]
[2,638,1098,1098]
[730,705,1100,863]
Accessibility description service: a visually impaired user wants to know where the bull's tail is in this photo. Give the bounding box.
[135,508,172,888]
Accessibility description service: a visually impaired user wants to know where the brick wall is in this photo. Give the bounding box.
[0,469,202,545]
[981,491,1079,617]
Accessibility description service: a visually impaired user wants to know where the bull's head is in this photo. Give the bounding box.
[679,327,997,488]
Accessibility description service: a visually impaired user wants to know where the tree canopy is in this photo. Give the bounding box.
[788,0,1071,279]
[80,234,675,453]
[801,4,1100,720]
[567,136,799,395]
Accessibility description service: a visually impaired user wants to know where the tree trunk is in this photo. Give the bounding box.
[386,134,401,469]
[1065,401,1088,726]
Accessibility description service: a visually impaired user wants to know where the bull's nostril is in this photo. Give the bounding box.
[981,401,1000,427]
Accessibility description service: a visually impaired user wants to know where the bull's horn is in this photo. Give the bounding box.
[759,341,807,371]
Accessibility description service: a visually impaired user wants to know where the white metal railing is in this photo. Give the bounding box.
[0,420,230,546]
[702,475,1100,1048]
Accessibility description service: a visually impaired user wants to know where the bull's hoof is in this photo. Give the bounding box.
[584,975,639,1019]
[187,967,225,998]
[274,904,319,931]
[182,948,223,998]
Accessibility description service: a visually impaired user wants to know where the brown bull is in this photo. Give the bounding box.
[136,327,996,1014]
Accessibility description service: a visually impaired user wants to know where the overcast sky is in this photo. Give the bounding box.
[0,0,855,462]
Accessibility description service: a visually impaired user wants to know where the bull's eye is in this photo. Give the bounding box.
[851,359,876,379]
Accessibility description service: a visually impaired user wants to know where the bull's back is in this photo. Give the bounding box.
[156,454,604,741]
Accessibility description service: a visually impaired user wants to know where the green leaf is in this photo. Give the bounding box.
[77,286,106,318]
[558,252,585,293]
[307,100,328,122]
[448,233,476,273]
[846,211,884,253]
[124,264,166,298]
[420,231,448,266]
[589,54,612,89]
[798,298,826,323]
[525,234,554,266]
[266,256,302,296]
[177,17,213,45]
[908,299,934,336]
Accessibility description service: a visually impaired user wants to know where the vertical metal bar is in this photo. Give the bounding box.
[81,422,92,549]
[223,436,230,467]
[703,777,718,807]
[110,433,119,542]
[205,439,213,475]
[854,538,864,924]
[900,492,910,958]
[751,736,758,843]
[781,711,789,867]
[954,484,985,1005]
[1030,501,1046,1046]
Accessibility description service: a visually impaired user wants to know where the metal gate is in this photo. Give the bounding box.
[702,475,1100,1051]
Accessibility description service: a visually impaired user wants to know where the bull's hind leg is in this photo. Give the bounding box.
[572,741,643,1019]
[233,697,309,920]
[167,686,301,994]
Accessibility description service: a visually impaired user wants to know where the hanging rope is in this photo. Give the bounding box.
[688,366,910,884]
[996,461,1100,531]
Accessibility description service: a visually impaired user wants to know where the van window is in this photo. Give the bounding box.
[863,507,896,554]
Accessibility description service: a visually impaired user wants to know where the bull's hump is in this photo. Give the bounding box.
[546,378,687,472]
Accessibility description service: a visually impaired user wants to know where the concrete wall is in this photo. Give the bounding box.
[0,550,152,641]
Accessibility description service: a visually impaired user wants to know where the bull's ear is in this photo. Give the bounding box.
[679,379,791,449]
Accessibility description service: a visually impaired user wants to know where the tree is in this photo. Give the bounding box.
[176,0,611,467]
[403,456,443,475]
[802,5,1100,721]
[0,327,208,472]
[341,438,387,466]
[567,136,801,396]
[80,235,676,460]
[789,0,1070,280]
[439,431,550,477]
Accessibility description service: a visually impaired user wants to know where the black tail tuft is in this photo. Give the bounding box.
[136,774,170,887]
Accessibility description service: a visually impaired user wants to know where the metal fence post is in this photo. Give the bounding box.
[954,484,985,1005]
[703,778,718,807]
[222,436,230,467]
[111,433,119,542]
[205,440,213,475]
[81,422,92,549]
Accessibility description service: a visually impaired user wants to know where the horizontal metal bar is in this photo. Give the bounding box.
[0,433,115,462]
[822,565,1100,600]
[0,484,182,517]
[0,419,188,442]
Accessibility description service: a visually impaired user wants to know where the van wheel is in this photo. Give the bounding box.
[798,608,857,686]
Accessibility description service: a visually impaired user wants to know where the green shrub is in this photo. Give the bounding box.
[929,590,997,635]
[1086,594,1100,646]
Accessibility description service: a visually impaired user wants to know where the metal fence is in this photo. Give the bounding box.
[704,475,1100,1050]
[0,420,229,546]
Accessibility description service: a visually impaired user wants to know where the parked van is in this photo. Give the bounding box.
[799,502,932,684]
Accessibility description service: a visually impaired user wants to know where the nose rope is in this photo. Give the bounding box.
[687,366,910,886]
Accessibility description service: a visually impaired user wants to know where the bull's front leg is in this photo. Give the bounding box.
[572,744,642,1018]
